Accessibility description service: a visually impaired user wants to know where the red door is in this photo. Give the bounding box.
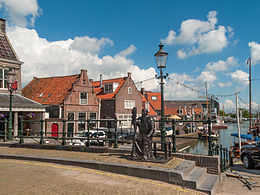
[51,123,58,137]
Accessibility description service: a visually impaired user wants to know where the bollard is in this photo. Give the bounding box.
[4,118,7,142]
[40,120,44,144]
[208,118,213,156]
[171,119,176,153]
[19,118,24,144]
[62,119,66,146]
[87,119,90,147]
[220,144,223,172]
[114,118,118,148]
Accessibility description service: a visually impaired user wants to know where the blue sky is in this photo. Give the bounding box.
[0,0,259,112]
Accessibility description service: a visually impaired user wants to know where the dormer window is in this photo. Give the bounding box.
[104,83,113,93]
[151,96,157,101]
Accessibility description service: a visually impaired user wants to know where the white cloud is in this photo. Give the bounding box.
[220,99,235,112]
[116,44,137,57]
[230,70,248,85]
[70,36,114,55]
[162,11,231,58]
[205,57,237,72]
[0,0,41,27]
[218,82,232,87]
[7,26,152,86]
[248,41,260,65]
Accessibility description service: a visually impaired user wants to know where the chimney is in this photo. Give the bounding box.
[80,69,87,81]
[127,72,131,78]
[141,88,145,95]
[0,18,6,34]
[100,74,102,87]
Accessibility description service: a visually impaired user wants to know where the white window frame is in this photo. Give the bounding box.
[151,96,157,101]
[145,102,150,112]
[178,109,183,114]
[80,92,88,105]
[104,83,113,93]
[0,68,9,89]
[128,87,132,94]
[124,100,135,109]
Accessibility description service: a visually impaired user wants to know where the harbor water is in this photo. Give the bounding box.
[185,122,250,155]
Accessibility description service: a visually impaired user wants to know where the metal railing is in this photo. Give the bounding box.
[1,117,219,158]
[211,142,229,172]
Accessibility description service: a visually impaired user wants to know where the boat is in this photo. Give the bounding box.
[198,126,219,138]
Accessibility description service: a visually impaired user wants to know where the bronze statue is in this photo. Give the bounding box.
[131,108,154,160]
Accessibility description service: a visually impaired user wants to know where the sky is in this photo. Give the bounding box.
[0,0,259,113]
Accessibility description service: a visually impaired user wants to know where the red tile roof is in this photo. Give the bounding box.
[92,77,126,99]
[22,74,80,105]
[146,92,161,110]
[140,93,157,116]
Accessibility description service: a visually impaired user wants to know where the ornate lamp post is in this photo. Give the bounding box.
[6,70,16,141]
[154,43,168,145]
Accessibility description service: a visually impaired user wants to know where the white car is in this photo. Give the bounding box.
[90,131,106,146]
[69,131,92,146]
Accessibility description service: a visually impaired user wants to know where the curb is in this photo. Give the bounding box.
[0,153,182,184]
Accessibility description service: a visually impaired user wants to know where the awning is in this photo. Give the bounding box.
[169,114,181,120]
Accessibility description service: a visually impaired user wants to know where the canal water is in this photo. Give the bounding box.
[185,122,250,155]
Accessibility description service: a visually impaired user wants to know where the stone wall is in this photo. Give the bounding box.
[173,153,220,175]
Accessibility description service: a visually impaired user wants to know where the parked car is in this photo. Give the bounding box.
[90,131,106,146]
[165,126,173,136]
[69,131,92,146]
[185,123,197,133]
[241,141,260,169]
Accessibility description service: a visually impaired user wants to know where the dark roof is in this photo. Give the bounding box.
[22,74,80,105]
[0,93,44,109]
[0,34,17,61]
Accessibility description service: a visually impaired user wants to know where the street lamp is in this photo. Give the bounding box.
[154,43,168,146]
[6,70,16,141]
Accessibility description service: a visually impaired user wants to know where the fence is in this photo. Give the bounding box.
[1,117,229,170]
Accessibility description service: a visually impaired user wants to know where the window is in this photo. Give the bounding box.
[104,83,113,93]
[80,92,87,104]
[178,109,183,114]
[124,100,135,109]
[128,87,132,94]
[68,113,74,121]
[145,102,150,112]
[0,68,8,89]
[78,113,86,131]
[117,114,131,126]
[151,96,157,100]
[89,112,97,128]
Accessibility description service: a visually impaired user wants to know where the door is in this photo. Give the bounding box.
[51,123,58,137]
[67,123,74,137]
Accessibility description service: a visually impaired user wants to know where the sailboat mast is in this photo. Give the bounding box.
[247,57,252,132]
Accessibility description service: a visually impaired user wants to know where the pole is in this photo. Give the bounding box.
[205,82,209,119]
[171,119,176,152]
[247,57,252,132]
[235,92,242,156]
[160,68,166,147]
[208,118,213,156]
[19,118,24,144]
[114,118,118,148]
[8,89,13,140]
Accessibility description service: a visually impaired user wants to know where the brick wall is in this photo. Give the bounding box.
[173,153,220,175]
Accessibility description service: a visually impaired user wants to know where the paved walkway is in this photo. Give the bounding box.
[0,146,183,169]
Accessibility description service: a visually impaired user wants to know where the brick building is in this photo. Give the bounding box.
[22,70,99,136]
[92,73,143,128]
